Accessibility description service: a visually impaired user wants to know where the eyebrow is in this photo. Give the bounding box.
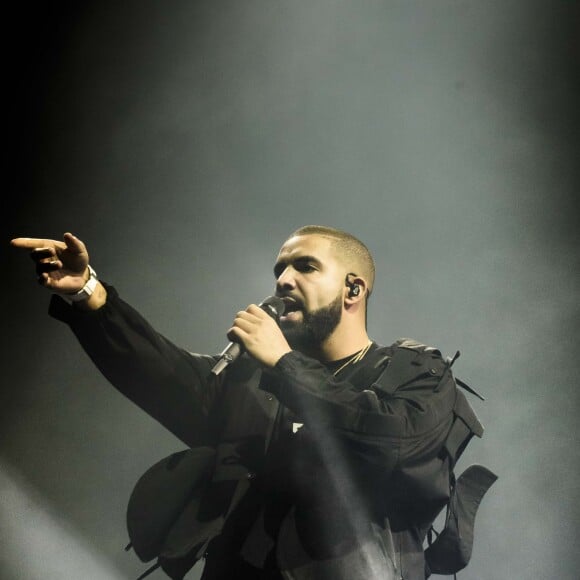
[273,255,322,276]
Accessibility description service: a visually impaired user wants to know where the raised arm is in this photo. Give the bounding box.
[11,233,222,447]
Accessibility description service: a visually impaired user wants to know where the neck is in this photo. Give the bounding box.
[311,325,370,362]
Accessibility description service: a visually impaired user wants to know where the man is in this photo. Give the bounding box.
[11,226,493,579]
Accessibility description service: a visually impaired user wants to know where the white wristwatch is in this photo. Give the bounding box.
[64,265,99,303]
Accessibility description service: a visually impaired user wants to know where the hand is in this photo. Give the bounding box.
[227,304,292,368]
[11,232,90,294]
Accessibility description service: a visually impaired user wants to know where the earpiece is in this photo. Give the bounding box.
[348,284,361,298]
[345,273,361,298]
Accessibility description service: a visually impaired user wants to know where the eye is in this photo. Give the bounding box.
[296,262,316,273]
[274,259,319,278]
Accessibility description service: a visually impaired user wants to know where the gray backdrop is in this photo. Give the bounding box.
[3,1,579,578]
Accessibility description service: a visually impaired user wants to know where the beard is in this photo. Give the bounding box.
[280,292,343,352]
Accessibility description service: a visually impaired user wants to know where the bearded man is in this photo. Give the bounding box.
[11,226,494,580]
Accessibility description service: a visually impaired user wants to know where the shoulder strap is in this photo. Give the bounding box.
[371,348,417,396]
[371,340,446,397]
[443,389,484,469]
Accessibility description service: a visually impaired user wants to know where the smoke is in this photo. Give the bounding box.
[5,0,580,578]
[0,461,128,580]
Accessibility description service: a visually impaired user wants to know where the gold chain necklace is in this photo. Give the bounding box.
[332,340,373,376]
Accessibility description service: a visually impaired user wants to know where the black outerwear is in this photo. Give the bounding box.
[48,284,488,579]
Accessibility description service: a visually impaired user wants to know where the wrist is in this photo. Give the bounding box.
[267,348,293,368]
[75,280,107,310]
[62,265,99,303]
[71,264,98,302]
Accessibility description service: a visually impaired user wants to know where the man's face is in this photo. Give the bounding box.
[273,235,345,350]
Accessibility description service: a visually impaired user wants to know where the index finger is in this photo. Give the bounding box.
[247,304,271,318]
[10,237,66,251]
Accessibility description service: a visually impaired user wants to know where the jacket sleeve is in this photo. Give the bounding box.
[265,347,456,443]
[48,283,223,447]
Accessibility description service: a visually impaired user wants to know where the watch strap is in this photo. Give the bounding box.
[63,265,98,303]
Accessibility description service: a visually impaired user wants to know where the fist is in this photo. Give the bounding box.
[227,304,292,367]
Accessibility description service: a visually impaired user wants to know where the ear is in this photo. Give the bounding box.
[344,274,368,307]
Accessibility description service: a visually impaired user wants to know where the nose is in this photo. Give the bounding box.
[276,267,296,292]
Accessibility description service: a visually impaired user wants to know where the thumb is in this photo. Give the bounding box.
[63,232,87,255]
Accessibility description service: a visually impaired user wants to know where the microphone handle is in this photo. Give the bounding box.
[210,341,242,376]
[210,296,284,377]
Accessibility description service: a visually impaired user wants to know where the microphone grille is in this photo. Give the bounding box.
[259,296,285,320]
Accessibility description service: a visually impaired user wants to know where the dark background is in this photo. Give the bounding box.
[3,1,580,578]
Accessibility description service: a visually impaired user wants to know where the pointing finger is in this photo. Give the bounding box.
[11,237,66,251]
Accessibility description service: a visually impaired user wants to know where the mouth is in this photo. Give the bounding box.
[279,297,303,321]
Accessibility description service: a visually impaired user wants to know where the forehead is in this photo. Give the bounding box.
[276,235,336,263]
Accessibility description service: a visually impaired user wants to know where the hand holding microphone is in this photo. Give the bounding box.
[211,296,289,375]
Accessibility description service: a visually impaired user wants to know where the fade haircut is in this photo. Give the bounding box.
[288,225,376,297]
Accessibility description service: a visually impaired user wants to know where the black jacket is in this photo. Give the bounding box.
[49,284,490,580]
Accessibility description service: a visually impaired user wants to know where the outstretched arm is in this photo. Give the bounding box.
[11,232,222,446]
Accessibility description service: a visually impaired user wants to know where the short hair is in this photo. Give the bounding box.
[287,225,376,296]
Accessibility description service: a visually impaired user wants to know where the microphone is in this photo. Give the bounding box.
[210,296,285,376]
